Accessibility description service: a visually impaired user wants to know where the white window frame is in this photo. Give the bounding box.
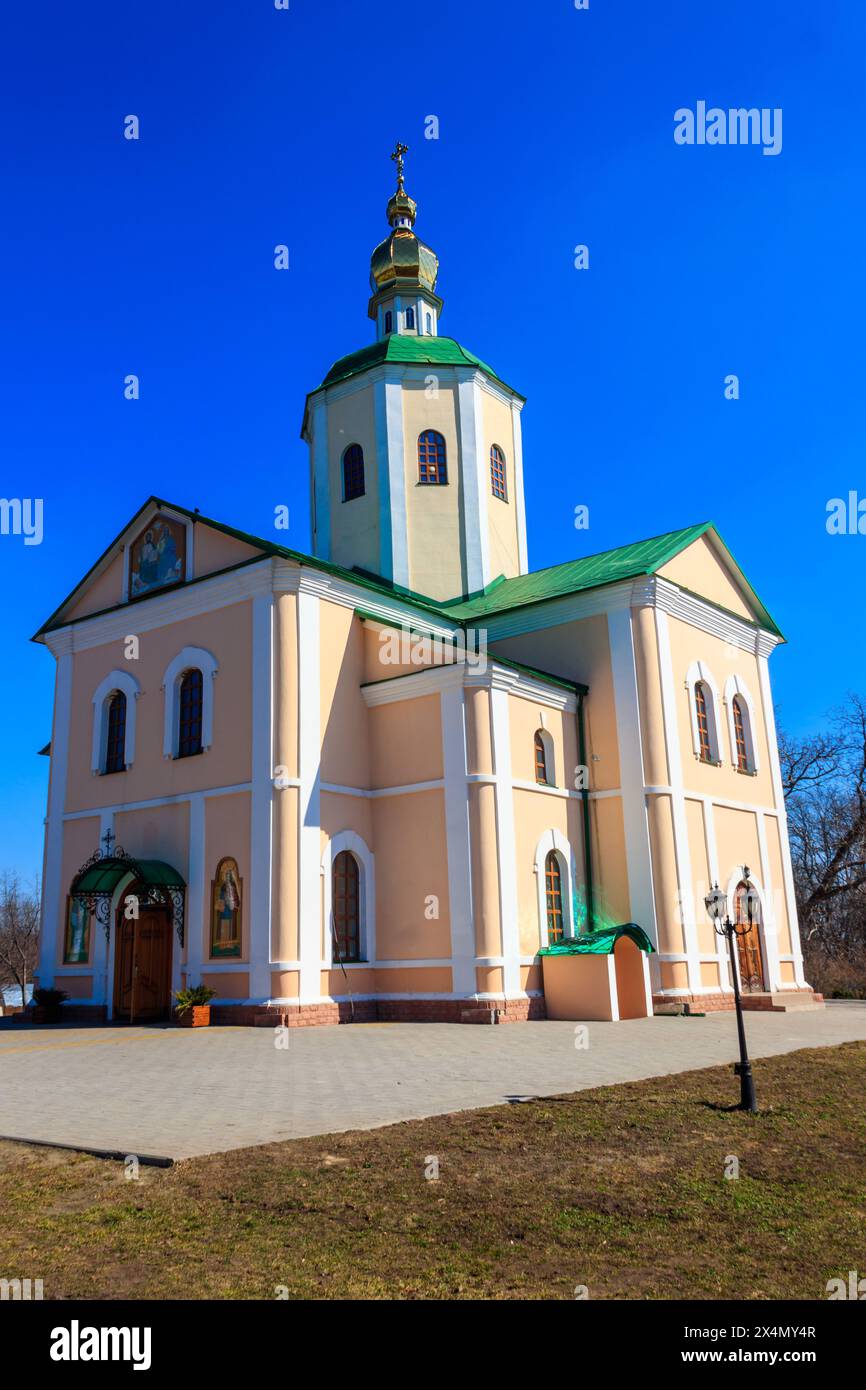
[321,831,376,966]
[534,828,578,946]
[685,660,722,764]
[162,646,219,759]
[724,674,760,774]
[91,669,141,774]
[535,727,556,786]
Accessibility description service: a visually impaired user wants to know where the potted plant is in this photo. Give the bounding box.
[173,984,216,1028]
[31,987,69,1024]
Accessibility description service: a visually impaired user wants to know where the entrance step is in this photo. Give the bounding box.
[741,991,824,1012]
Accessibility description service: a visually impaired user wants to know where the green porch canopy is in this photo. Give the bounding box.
[72,858,185,895]
[538,924,655,956]
[70,843,186,944]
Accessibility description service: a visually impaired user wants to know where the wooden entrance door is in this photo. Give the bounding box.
[734,882,765,994]
[113,907,173,1022]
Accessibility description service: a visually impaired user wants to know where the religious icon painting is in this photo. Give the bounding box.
[128,513,186,599]
[64,896,91,964]
[210,857,242,958]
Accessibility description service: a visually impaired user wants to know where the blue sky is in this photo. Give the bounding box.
[1,0,862,880]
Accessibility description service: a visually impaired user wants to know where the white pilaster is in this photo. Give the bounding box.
[38,637,74,989]
[756,811,783,990]
[757,655,807,986]
[297,587,323,1003]
[312,399,330,561]
[249,592,275,1000]
[440,684,476,996]
[511,400,528,574]
[489,686,521,996]
[607,609,657,939]
[654,609,701,993]
[374,377,410,587]
[185,794,206,993]
[457,378,490,593]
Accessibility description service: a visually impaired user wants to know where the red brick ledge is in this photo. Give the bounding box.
[652,988,822,1015]
[212,996,546,1028]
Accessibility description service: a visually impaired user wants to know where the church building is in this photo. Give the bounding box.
[33,148,816,1025]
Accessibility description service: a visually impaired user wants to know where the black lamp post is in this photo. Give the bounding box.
[704,869,759,1114]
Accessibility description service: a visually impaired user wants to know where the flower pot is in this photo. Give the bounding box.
[176,1005,211,1028]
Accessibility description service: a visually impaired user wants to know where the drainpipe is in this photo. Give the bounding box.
[577,690,595,933]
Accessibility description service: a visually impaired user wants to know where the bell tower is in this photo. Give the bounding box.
[302,146,528,602]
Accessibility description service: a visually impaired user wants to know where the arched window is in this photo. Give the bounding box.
[545,852,564,944]
[534,729,555,785]
[384,310,393,335]
[490,444,507,501]
[732,696,749,772]
[425,313,432,334]
[342,444,365,502]
[405,306,415,330]
[418,429,447,485]
[534,730,549,784]
[103,692,127,774]
[332,851,360,962]
[695,681,713,762]
[178,669,204,758]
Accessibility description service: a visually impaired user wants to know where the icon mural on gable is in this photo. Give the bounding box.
[129,514,186,598]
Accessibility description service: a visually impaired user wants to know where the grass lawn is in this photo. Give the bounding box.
[0,1041,863,1300]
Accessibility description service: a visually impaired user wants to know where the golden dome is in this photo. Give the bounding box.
[369,142,439,296]
[370,227,439,294]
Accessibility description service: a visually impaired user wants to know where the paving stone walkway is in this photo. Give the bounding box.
[0,1005,864,1161]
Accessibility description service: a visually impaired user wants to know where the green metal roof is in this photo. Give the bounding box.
[539,924,655,956]
[34,501,783,652]
[73,858,186,894]
[442,522,783,638]
[317,335,523,399]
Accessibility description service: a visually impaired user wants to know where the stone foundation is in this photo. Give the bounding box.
[213,995,546,1028]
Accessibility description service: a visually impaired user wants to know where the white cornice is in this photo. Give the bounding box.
[362,659,578,710]
[309,362,523,412]
[41,559,276,655]
[276,562,459,640]
[480,574,780,656]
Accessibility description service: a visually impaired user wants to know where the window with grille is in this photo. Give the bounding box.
[490,444,507,501]
[545,851,564,943]
[534,730,548,784]
[178,669,204,758]
[418,429,447,484]
[333,851,360,961]
[695,682,712,762]
[342,444,365,501]
[732,696,749,771]
[104,692,127,774]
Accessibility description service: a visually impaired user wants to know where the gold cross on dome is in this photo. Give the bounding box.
[390,141,408,189]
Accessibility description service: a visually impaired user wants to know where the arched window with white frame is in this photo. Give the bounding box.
[162,646,219,760]
[322,831,375,966]
[534,728,555,786]
[91,669,141,775]
[685,661,722,764]
[534,829,578,947]
[724,674,760,774]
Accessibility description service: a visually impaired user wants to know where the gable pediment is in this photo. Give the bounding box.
[35,498,271,637]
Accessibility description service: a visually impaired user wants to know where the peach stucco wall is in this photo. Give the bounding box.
[65,601,253,812]
[320,603,371,788]
[657,535,754,622]
[368,694,443,787]
[371,789,451,959]
[491,614,621,791]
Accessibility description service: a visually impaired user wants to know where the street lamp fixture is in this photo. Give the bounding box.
[704,868,758,1114]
